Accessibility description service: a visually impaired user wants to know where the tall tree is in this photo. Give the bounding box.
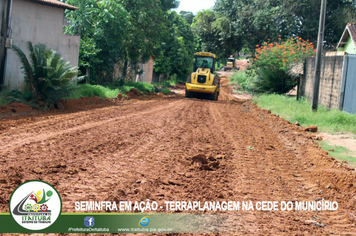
[154,11,196,80]
[64,0,129,83]
[179,11,195,25]
[118,0,179,78]
[65,0,179,83]
[211,0,356,53]
[192,10,220,54]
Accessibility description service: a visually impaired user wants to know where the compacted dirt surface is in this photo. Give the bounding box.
[1,75,356,235]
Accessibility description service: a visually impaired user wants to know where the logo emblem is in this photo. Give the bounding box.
[9,180,62,230]
[138,216,149,226]
[84,216,95,227]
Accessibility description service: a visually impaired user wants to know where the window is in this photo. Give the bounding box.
[196,57,214,69]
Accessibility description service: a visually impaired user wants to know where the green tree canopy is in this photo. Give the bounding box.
[196,0,356,55]
[154,11,196,80]
[64,0,180,83]
[64,0,129,83]
[179,11,195,25]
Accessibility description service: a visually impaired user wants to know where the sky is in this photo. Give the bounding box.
[173,0,216,15]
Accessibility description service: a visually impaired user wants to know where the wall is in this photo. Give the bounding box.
[3,0,80,89]
[300,56,344,109]
[152,72,170,83]
[0,0,8,83]
[344,36,356,54]
[143,56,154,84]
[134,55,155,83]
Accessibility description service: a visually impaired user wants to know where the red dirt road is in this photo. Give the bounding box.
[0,76,356,234]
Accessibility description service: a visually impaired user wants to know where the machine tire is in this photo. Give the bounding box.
[209,89,218,101]
[185,74,193,98]
[211,78,219,101]
[185,87,193,98]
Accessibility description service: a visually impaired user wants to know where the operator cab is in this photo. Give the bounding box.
[194,52,216,73]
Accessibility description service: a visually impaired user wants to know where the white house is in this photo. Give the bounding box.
[0,0,80,89]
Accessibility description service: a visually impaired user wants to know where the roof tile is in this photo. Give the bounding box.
[26,0,78,10]
[347,23,356,45]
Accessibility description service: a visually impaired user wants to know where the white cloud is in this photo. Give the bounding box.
[174,0,216,15]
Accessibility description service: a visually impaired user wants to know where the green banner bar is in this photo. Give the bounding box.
[0,213,226,233]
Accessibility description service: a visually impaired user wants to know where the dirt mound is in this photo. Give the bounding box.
[0,102,34,114]
[190,153,220,170]
[124,88,143,99]
[304,125,318,132]
[61,96,114,111]
[130,88,141,96]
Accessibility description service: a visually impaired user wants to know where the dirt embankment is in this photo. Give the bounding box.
[0,76,355,234]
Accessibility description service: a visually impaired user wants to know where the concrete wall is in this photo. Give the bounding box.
[152,72,170,83]
[3,0,80,89]
[142,55,154,84]
[301,56,344,109]
[134,55,155,83]
[0,0,8,80]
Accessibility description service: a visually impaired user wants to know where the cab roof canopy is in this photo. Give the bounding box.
[195,52,216,58]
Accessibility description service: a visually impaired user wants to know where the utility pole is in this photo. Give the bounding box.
[311,0,327,111]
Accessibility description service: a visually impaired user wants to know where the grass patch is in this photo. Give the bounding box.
[69,81,156,99]
[69,84,120,99]
[0,89,34,106]
[318,141,356,167]
[229,71,253,92]
[117,80,155,94]
[253,94,356,134]
[0,90,12,106]
[153,76,183,88]
[159,88,172,94]
[153,77,180,94]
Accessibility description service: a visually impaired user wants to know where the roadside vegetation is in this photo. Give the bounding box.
[68,81,157,99]
[0,90,13,106]
[253,94,356,134]
[318,142,356,167]
[0,89,33,106]
[11,42,81,107]
[4,42,170,106]
[229,37,315,94]
[253,94,356,166]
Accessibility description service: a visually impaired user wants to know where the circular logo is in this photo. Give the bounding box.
[9,180,62,230]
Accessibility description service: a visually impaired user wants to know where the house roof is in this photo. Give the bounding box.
[337,23,356,49]
[25,0,78,10]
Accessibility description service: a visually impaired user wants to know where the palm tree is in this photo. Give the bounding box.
[12,42,81,105]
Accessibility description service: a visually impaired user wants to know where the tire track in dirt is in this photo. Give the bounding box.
[0,77,355,234]
[0,100,179,152]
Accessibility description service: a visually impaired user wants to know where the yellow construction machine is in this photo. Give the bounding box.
[222,55,237,71]
[185,52,220,100]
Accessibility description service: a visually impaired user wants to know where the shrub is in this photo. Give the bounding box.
[248,37,315,94]
[254,94,356,134]
[159,88,172,94]
[229,71,254,92]
[249,68,298,94]
[12,42,82,105]
[253,37,315,72]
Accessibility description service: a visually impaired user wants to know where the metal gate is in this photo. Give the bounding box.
[341,55,356,114]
